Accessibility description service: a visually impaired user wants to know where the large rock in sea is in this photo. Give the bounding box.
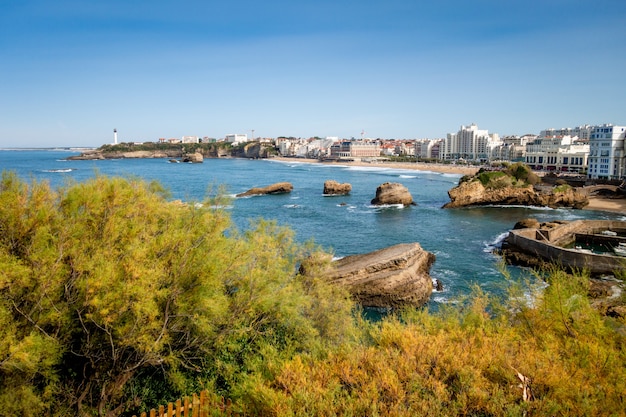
[324,180,352,195]
[182,152,203,163]
[324,243,435,308]
[371,182,414,206]
[236,182,293,197]
[443,181,588,209]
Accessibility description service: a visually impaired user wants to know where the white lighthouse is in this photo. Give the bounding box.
[113,128,118,145]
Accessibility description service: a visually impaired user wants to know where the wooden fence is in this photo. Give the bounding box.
[132,390,240,417]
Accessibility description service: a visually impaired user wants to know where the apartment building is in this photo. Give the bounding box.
[587,124,625,180]
[442,124,502,161]
[414,139,443,159]
[540,125,593,142]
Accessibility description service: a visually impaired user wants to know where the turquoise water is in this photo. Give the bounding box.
[2,149,624,306]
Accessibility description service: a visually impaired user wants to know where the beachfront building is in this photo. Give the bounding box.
[414,139,443,159]
[276,137,305,157]
[442,124,502,162]
[330,140,380,159]
[297,137,338,158]
[490,134,536,162]
[587,124,626,180]
[524,135,589,173]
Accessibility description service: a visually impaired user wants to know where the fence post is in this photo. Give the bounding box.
[200,390,208,417]
[184,396,190,417]
[192,393,199,417]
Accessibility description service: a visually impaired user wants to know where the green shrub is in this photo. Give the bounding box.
[0,173,357,416]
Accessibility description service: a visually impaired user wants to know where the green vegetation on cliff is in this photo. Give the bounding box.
[461,162,541,189]
[99,141,233,154]
[1,172,625,416]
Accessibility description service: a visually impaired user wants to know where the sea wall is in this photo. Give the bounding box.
[506,220,626,275]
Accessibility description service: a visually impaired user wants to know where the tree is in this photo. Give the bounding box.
[0,173,356,416]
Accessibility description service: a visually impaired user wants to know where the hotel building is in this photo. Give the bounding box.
[587,124,625,180]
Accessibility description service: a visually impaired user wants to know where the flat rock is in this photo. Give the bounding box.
[325,243,435,308]
[236,182,293,197]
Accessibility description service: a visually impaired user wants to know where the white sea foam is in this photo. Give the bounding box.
[399,174,417,179]
[483,231,509,253]
[42,168,74,173]
[369,203,406,210]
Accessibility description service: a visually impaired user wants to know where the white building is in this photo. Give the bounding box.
[540,125,593,142]
[587,124,626,180]
[443,124,502,161]
[414,139,443,159]
[181,136,199,143]
[524,135,589,173]
[225,134,248,145]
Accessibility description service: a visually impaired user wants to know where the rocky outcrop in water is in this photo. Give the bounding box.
[323,180,352,195]
[236,182,293,197]
[181,152,203,163]
[371,182,415,206]
[322,243,435,308]
[443,181,588,209]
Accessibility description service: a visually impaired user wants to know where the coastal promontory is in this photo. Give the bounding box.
[443,163,588,209]
[66,141,277,161]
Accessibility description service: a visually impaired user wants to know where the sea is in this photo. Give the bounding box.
[2,148,624,308]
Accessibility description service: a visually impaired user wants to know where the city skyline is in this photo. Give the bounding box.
[1,0,625,148]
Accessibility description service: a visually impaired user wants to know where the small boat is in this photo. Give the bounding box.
[575,246,593,254]
[613,243,626,256]
[601,230,618,236]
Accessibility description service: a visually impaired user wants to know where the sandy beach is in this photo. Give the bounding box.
[272,157,625,215]
[272,157,481,176]
[584,196,626,214]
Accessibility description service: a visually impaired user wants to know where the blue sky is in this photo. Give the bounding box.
[1,0,625,147]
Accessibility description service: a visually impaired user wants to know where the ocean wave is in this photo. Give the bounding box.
[369,203,406,210]
[283,204,301,209]
[42,168,75,173]
[344,165,388,173]
[483,231,509,252]
[399,174,417,179]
